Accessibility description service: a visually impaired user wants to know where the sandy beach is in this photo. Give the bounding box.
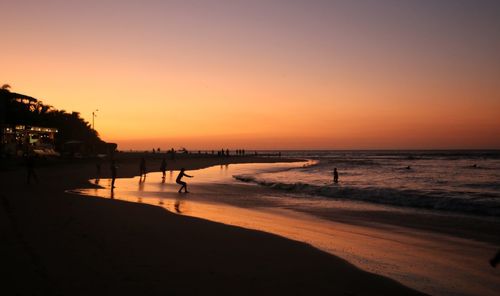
[0,154,422,295]
[72,158,500,296]
[4,1,500,294]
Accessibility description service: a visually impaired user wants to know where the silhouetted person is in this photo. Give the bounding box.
[26,154,38,184]
[490,250,500,268]
[139,157,147,176]
[226,149,229,156]
[96,158,102,178]
[176,168,193,193]
[110,160,117,189]
[333,168,339,183]
[160,157,167,178]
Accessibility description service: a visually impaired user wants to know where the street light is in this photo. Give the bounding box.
[92,109,99,130]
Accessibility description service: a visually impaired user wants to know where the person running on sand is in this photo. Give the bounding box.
[176,168,193,193]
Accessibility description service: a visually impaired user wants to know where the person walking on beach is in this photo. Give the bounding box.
[26,153,38,184]
[139,157,147,177]
[176,168,193,193]
[110,159,117,189]
[333,168,339,184]
[160,157,167,178]
[96,158,102,178]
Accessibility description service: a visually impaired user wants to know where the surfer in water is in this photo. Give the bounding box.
[333,168,339,183]
[176,168,193,193]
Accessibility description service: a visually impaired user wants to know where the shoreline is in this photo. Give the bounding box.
[0,154,422,295]
[74,162,500,296]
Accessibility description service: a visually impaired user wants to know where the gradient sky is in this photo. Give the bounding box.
[2,0,500,149]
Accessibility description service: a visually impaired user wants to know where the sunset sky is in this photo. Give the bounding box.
[2,0,499,149]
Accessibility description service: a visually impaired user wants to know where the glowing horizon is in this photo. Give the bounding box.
[2,0,499,150]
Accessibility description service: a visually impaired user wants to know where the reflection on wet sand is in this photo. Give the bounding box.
[78,183,499,296]
[174,198,183,213]
[69,161,500,296]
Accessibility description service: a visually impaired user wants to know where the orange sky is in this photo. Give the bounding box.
[2,0,500,149]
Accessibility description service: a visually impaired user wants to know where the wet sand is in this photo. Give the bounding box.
[0,154,422,295]
[74,162,500,296]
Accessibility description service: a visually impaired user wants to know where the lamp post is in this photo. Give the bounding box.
[92,109,99,130]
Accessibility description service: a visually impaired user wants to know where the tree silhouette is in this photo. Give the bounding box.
[1,84,108,153]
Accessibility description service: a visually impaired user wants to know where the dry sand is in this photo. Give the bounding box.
[0,154,422,295]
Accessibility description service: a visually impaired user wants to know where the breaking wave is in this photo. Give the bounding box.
[233,174,500,217]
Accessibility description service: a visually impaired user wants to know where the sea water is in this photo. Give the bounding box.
[235,150,500,217]
[72,150,500,296]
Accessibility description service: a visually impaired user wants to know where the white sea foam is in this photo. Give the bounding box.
[233,150,500,216]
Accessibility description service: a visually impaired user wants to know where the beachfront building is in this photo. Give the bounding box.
[1,124,59,157]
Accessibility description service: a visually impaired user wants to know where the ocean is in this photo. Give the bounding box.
[72,150,500,295]
[235,150,500,217]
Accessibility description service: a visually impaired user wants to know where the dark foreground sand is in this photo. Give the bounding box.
[0,154,422,295]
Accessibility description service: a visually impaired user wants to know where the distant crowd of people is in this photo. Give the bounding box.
[135,148,255,157]
[216,149,247,156]
[120,148,287,159]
